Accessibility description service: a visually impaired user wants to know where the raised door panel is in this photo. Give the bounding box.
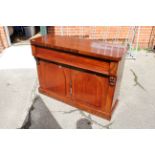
[37,60,69,97]
[71,69,109,109]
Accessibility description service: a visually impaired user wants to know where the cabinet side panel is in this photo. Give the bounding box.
[37,59,46,89]
[112,54,126,111]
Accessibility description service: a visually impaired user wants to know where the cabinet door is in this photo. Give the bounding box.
[37,60,69,97]
[71,69,109,109]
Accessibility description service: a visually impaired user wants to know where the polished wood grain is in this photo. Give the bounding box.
[31,35,128,61]
[37,61,68,96]
[31,35,127,120]
[35,47,110,75]
[71,69,108,108]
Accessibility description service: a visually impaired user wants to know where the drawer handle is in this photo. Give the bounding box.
[58,65,62,68]
[109,76,116,86]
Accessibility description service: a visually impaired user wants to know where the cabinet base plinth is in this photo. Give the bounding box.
[39,87,112,120]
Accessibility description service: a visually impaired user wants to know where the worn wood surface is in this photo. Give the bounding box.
[31,35,127,61]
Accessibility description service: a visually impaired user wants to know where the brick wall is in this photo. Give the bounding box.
[47,26,155,49]
[0,26,9,52]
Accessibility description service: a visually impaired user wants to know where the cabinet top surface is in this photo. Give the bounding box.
[31,35,128,61]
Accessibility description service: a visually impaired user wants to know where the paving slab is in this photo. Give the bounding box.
[0,45,37,128]
[111,51,155,128]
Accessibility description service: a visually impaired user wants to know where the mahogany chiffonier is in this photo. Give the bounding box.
[31,35,127,120]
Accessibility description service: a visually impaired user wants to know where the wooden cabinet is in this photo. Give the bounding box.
[31,35,127,120]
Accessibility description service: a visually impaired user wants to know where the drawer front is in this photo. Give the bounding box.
[35,47,110,75]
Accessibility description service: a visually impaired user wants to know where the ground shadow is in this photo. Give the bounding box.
[21,95,61,129]
[76,118,92,129]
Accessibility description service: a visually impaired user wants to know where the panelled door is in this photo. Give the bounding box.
[71,69,109,110]
[37,60,109,111]
[37,60,70,97]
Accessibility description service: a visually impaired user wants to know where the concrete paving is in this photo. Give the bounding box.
[0,44,37,128]
[0,44,155,129]
[111,51,155,128]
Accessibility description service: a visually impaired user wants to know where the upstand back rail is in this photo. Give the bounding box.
[31,35,127,120]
